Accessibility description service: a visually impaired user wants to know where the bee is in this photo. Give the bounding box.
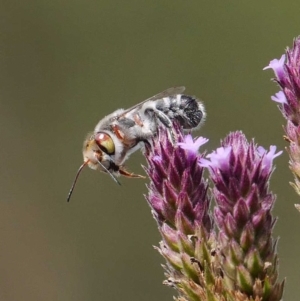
[67,87,205,202]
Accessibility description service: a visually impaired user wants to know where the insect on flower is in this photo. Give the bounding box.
[67,87,206,202]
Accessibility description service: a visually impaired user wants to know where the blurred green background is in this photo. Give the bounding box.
[0,1,299,300]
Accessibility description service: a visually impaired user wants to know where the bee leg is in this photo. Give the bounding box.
[153,110,176,143]
[111,124,125,140]
[168,129,176,145]
[119,167,146,179]
[154,110,172,128]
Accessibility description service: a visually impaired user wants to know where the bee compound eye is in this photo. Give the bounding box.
[95,132,115,154]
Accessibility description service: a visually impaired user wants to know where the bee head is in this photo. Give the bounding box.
[67,132,120,202]
[82,132,115,171]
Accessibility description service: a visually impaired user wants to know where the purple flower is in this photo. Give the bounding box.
[145,124,211,231]
[206,131,284,301]
[144,124,284,300]
[177,134,208,155]
[264,37,300,125]
[271,91,287,104]
[199,146,231,171]
[258,145,283,174]
[263,54,286,82]
[265,36,300,202]
[145,124,216,300]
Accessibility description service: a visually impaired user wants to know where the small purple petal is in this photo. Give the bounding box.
[257,146,266,156]
[271,91,287,104]
[199,146,231,171]
[268,145,283,159]
[263,54,286,81]
[258,145,283,173]
[198,158,212,168]
[263,54,285,71]
[258,145,283,160]
[177,135,208,154]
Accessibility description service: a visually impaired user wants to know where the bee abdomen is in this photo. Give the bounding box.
[158,95,205,129]
[149,94,205,130]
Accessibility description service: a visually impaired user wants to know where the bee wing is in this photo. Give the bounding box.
[117,86,186,119]
[141,86,186,103]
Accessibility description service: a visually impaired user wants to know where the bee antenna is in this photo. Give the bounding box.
[95,157,121,186]
[67,160,89,202]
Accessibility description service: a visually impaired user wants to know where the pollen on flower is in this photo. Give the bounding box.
[152,155,162,162]
[177,134,208,154]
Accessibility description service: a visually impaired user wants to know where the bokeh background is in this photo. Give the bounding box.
[0,1,299,300]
